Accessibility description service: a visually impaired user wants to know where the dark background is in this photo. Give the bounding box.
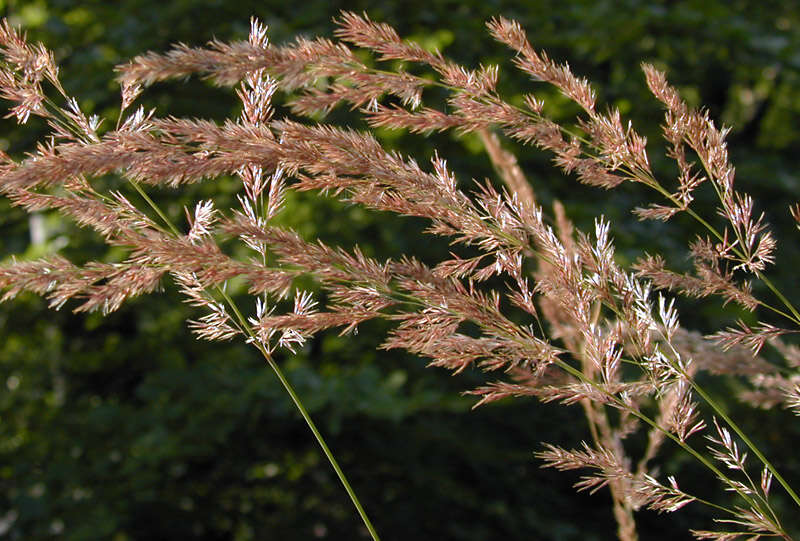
[1,1,800,539]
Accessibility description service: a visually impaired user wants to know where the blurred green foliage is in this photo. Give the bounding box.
[1,0,800,539]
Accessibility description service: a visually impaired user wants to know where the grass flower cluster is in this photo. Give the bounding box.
[1,12,799,540]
